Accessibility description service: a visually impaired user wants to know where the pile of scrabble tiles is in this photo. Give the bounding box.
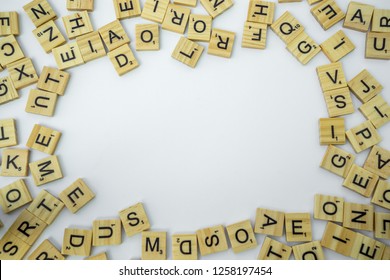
[0,0,389,260]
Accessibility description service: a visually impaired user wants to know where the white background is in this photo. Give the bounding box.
[0,0,389,260]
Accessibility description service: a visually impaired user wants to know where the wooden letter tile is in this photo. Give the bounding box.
[320,30,355,62]
[208,29,235,58]
[254,208,285,236]
[271,11,305,44]
[371,9,390,33]
[62,11,93,39]
[23,0,57,27]
[242,21,267,50]
[85,252,108,260]
[62,228,92,256]
[293,241,325,260]
[383,246,390,260]
[188,15,212,42]
[119,202,151,237]
[0,77,19,105]
[92,219,122,246]
[346,120,381,153]
[310,0,345,30]
[0,35,25,66]
[314,194,344,222]
[29,155,63,186]
[26,124,61,155]
[0,119,17,148]
[375,212,390,240]
[142,231,167,260]
[320,145,355,178]
[323,87,354,117]
[0,179,32,213]
[162,4,190,34]
[286,31,321,65]
[321,222,357,257]
[33,20,66,53]
[8,58,39,90]
[343,2,374,32]
[319,118,346,145]
[28,239,65,260]
[0,232,31,260]
[172,37,204,68]
[67,0,94,11]
[135,24,160,51]
[247,1,275,25]
[226,220,257,253]
[53,42,85,70]
[258,237,291,260]
[76,31,106,62]
[350,233,385,260]
[172,234,197,260]
[359,95,390,129]
[343,164,379,197]
[114,0,142,20]
[59,178,95,213]
[174,0,197,7]
[285,213,312,242]
[365,32,390,60]
[108,44,139,76]
[316,62,347,92]
[348,69,382,103]
[37,66,70,95]
[196,225,228,256]
[1,149,29,177]
[371,180,390,210]
[200,0,233,19]
[98,20,130,52]
[343,202,374,231]
[27,190,64,225]
[0,12,19,36]
[141,0,170,24]
[25,89,58,117]
[364,146,390,179]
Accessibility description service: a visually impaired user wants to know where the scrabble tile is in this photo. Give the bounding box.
[0,119,17,148]
[343,164,379,197]
[343,2,374,32]
[359,95,390,129]
[76,31,106,62]
[25,89,58,117]
[174,0,197,7]
[27,190,64,225]
[226,220,257,253]
[321,222,357,257]
[372,9,390,33]
[59,178,95,214]
[254,208,284,236]
[0,231,31,260]
[8,58,39,90]
[365,32,390,60]
[258,237,291,260]
[350,233,385,260]
[320,145,355,178]
[92,219,121,246]
[0,179,32,214]
[310,0,345,30]
[316,62,347,92]
[278,0,302,2]
[346,121,381,153]
[0,35,25,66]
[162,4,190,34]
[141,0,170,24]
[364,146,390,179]
[135,24,160,51]
[314,194,344,223]
[247,1,275,25]
[33,20,66,53]
[0,12,19,36]
[62,11,93,40]
[285,213,312,242]
[371,180,390,210]
[307,0,322,5]
[37,66,70,95]
[0,77,19,105]
[208,29,235,58]
[26,124,62,155]
[85,252,108,260]
[348,69,382,103]
[172,234,197,260]
[188,15,212,42]
[200,0,233,19]
[53,42,84,70]
[98,20,130,52]
[8,209,47,245]
[320,30,355,62]
[114,0,142,20]
[196,225,228,256]
[286,31,321,65]
[28,239,65,260]
[343,202,374,231]
[271,11,304,44]
[319,118,345,145]
[383,246,390,260]
[108,44,139,76]
[172,37,204,68]
[293,241,325,260]
[142,231,167,260]
[29,155,63,186]
[23,0,57,27]
[67,0,94,11]
[0,149,30,177]
[242,21,267,50]
[62,228,92,256]
[323,87,354,117]
[119,202,151,237]
[375,212,390,240]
